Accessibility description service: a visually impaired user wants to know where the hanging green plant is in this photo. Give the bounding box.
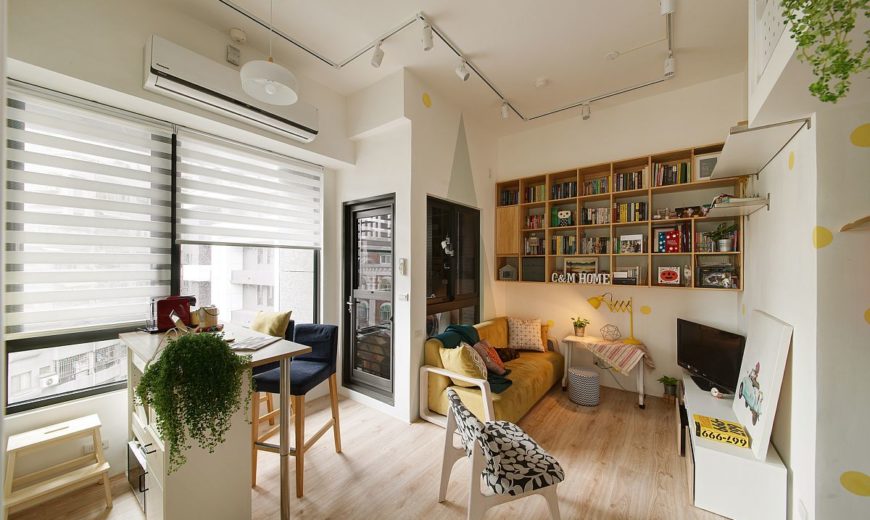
[781,0,870,103]
[136,332,252,472]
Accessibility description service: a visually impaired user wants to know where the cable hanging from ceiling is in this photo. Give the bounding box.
[220,0,676,122]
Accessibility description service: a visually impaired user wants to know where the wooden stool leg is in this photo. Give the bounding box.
[5,451,17,519]
[92,428,112,509]
[265,394,275,426]
[101,472,113,508]
[251,391,260,487]
[328,374,342,453]
[292,395,305,498]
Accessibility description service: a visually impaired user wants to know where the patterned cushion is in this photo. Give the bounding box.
[508,318,545,351]
[479,421,565,495]
[471,340,506,375]
[439,344,487,387]
[495,347,521,363]
[446,389,564,496]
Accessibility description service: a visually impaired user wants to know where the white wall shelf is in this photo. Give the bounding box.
[711,118,810,179]
[707,195,770,218]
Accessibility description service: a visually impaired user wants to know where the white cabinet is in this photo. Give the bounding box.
[680,375,786,520]
[125,344,252,520]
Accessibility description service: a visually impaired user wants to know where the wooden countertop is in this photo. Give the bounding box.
[120,325,311,368]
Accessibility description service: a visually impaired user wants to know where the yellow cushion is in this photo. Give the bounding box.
[250,310,292,338]
[475,316,550,350]
[439,345,486,387]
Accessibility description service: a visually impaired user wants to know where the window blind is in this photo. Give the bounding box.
[4,86,173,338]
[176,130,323,248]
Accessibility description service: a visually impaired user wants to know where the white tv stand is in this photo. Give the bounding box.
[679,374,786,520]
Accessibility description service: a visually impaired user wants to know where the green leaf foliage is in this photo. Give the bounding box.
[782,0,870,103]
[136,333,252,472]
[658,375,680,386]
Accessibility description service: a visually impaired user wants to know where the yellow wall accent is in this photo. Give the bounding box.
[788,151,795,170]
[849,123,870,147]
[813,226,834,248]
[864,308,870,325]
[840,471,870,496]
[640,305,651,315]
[422,92,432,108]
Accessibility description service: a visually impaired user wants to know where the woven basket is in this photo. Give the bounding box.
[568,368,600,406]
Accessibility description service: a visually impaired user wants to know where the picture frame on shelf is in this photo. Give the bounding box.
[564,256,598,275]
[694,152,720,181]
[657,266,681,285]
[699,266,736,289]
[619,234,644,254]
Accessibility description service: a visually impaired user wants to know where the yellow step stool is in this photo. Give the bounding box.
[4,414,112,519]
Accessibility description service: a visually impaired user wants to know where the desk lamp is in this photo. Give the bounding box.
[586,293,640,345]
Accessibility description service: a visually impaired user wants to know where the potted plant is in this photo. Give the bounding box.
[658,375,680,398]
[136,333,251,472]
[571,317,590,336]
[704,222,738,252]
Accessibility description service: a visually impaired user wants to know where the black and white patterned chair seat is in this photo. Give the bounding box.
[447,389,565,496]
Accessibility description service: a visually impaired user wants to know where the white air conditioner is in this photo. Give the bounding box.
[40,375,58,388]
[144,35,318,143]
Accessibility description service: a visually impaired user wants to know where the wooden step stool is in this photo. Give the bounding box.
[3,414,112,519]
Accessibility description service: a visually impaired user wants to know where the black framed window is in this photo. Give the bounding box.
[426,197,480,336]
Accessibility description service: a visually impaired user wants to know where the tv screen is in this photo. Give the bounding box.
[677,318,746,393]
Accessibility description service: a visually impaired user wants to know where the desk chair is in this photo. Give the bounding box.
[251,324,341,497]
[441,388,564,520]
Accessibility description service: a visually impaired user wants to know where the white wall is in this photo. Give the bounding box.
[740,122,818,520]
[496,73,747,396]
[813,101,870,520]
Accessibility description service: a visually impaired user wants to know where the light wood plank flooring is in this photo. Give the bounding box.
[12,386,723,520]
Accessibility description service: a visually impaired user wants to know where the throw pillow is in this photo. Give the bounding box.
[496,347,521,363]
[471,340,506,375]
[508,317,545,351]
[439,343,487,387]
[250,310,292,338]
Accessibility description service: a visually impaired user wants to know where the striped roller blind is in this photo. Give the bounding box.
[176,130,323,248]
[4,86,173,338]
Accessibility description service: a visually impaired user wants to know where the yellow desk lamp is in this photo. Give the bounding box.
[587,293,641,345]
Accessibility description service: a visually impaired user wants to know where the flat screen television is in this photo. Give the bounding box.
[677,318,746,393]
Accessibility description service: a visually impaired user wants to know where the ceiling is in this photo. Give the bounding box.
[170,0,747,132]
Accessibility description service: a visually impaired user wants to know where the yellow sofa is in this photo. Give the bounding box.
[420,317,564,426]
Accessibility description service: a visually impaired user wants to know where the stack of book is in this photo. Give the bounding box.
[580,207,610,225]
[499,189,519,205]
[613,167,648,192]
[583,177,608,195]
[523,235,545,255]
[652,161,691,187]
[525,214,545,229]
[613,266,645,285]
[612,201,647,223]
[524,184,546,203]
[580,236,609,254]
[551,235,577,255]
[694,231,714,252]
[550,181,578,199]
[653,223,691,252]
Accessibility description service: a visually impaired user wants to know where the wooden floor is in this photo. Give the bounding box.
[12,386,724,520]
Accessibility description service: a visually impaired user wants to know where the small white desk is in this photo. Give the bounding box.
[121,326,310,520]
[561,335,647,408]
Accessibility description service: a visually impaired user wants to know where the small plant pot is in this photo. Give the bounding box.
[663,384,677,397]
[574,326,586,337]
[717,238,733,252]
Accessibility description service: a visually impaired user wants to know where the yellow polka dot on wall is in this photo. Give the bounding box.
[864,308,870,325]
[812,226,833,249]
[849,123,870,147]
[422,92,432,108]
[788,151,795,170]
[640,305,651,315]
[841,471,870,496]
[742,304,746,316]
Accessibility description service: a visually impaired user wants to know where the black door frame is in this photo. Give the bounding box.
[342,194,396,404]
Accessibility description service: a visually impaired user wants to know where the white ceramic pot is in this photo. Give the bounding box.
[574,326,586,337]
[717,239,733,252]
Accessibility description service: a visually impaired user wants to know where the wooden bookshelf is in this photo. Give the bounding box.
[495,143,746,290]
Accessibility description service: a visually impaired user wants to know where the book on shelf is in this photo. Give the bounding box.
[550,180,578,200]
[653,223,691,253]
[499,189,519,205]
[580,207,610,225]
[523,235,545,255]
[524,184,546,203]
[612,265,646,285]
[583,177,608,195]
[580,236,609,254]
[550,234,577,255]
[616,233,645,254]
[525,213,545,229]
[614,167,649,192]
[612,201,647,223]
[652,161,690,187]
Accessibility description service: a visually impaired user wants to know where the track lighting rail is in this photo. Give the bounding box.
[219,1,674,121]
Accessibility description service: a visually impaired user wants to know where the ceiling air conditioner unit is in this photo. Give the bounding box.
[144,35,318,143]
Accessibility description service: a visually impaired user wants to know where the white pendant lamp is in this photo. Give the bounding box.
[240,0,298,105]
